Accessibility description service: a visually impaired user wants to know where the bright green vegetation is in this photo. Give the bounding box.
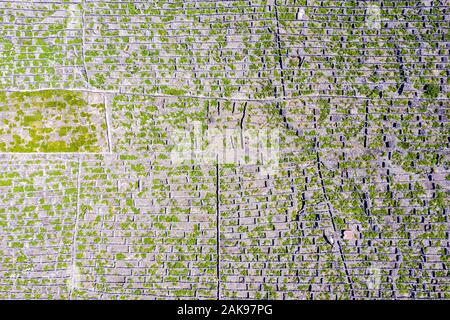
[0,90,108,152]
[0,0,448,301]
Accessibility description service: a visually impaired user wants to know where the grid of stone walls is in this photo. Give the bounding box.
[278,1,448,99]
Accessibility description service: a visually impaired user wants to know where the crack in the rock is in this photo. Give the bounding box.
[239,101,247,147]
[364,100,369,148]
[215,161,221,299]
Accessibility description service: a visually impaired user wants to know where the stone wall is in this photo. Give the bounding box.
[0,0,448,299]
